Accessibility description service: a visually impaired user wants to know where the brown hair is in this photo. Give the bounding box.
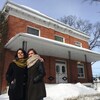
[15,48,27,60]
[27,48,37,54]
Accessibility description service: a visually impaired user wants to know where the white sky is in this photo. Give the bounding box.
[0,0,100,76]
[0,83,100,100]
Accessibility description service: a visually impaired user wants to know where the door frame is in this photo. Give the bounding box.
[55,60,67,83]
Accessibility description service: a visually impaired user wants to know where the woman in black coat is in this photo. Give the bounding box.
[27,48,46,100]
[6,48,27,100]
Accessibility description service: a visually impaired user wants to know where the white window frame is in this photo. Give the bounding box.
[27,26,40,36]
[74,41,82,47]
[54,35,65,42]
[77,63,85,78]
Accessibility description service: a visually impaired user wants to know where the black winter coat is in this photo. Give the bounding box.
[6,62,27,100]
[27,60,46,100]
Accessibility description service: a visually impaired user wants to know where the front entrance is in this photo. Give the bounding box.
[55,60,67,83]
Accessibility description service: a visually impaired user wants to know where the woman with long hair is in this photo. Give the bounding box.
[27,48,46,100]
[6,48,27,100]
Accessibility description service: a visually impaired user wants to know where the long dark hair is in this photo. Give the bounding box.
[15,48,27,60]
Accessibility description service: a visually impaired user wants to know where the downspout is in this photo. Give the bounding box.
[85,54,88,82]
[68,51,71,83]
[22,41,27,51]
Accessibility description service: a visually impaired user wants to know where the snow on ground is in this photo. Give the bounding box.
[0,82,100,100]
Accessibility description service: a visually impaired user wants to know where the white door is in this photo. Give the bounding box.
[56,62,67,83]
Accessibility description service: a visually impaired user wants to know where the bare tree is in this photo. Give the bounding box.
[59,15,100,50]
[59,15,77,27]
[83,0,100,3]
[90,22,100,49]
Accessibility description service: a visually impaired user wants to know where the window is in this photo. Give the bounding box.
[74,41,82,47]
[27,27,39,36]
[56,65,60,73]
[62,66,65,73]
[55,35,64,42]
[77,63,85,78]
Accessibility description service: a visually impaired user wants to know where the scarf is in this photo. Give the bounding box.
[13,58,27,68]
[27,55,40,68]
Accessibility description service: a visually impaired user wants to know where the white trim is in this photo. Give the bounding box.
[56,60,66,64]
[2,1,90,42]
[27,26,40,36]
[54,35,65,43]
[74,41,82,47]
[77,63,85,78]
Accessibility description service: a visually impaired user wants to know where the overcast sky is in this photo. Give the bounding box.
[0,0,100,76]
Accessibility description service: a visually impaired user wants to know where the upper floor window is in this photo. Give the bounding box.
[27,26,39,36]
[55,35,64,42]
[74,41,82,47]
[77,63,85,78]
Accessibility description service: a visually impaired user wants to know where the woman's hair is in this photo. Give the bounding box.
[15,48,27,60]
[27,48,37,54]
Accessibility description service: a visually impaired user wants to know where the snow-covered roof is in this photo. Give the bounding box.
[5,33,100,62]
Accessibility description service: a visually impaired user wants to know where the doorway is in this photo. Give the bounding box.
[55,60,67,83]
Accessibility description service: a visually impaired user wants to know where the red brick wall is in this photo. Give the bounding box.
[41,55,50,83]
[42,56,92,84]
[1,50,15,93]
[7,15,89,49]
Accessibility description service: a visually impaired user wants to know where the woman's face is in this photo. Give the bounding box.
[28,50,35,58]
[17,50,24,59]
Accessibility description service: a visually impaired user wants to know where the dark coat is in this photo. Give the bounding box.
[27,60,46,100]
[6,62,27,100]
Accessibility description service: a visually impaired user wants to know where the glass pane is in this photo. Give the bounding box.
[27,27,39,36]
[62,66,65,73]
[78,67,84,78]
[78,68,83,73]
[56,65,60,73]
[55,36,63,42]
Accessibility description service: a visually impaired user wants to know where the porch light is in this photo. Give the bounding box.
[77,61,81,64]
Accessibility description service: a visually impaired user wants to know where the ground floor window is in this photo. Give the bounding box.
[77,63,85,78]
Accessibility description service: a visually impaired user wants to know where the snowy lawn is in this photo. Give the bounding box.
[0,82,100,100]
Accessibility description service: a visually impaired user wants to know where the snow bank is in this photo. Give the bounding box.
[0,83,100,100]
[44,83,100,100]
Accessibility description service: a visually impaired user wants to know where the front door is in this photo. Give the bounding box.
[56,61,67,83]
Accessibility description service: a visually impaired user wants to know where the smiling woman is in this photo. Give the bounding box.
[6,48,27,100]
[27,48,46,100]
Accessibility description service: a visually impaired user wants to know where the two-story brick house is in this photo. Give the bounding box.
[0,1,100,94]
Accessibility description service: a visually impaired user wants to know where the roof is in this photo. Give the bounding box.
[5,33,100,62]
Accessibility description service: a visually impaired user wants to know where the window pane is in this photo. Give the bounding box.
[78,68,83,73]
[55,36,63,42]
[77,63,84,78]
[74,41,82,47]
[27,27,39,36]
[62,66,65,73]
[56,65,60,73]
